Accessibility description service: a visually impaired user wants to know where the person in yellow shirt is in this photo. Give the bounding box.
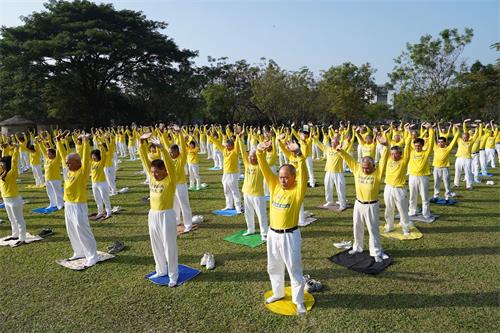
[0,145,27,247]
[431,124,459,203]
[89,141,112,220]
[257,139,307,315]
[484,121,497,169]
[382,131,412,235]
[26,140,45,187]
[139,134,179,287]
[337,135,389,262]
[454,119,480,189]
[314,135,347,210]
[354,126,377,163]
[292,127,315,187]
[167,128,193,232]
[407,123,435,220]
[210,132,242,213]
[63,135,99,268]
[237,134,268,241]
[41,135,64,210]
[185,139,201,190]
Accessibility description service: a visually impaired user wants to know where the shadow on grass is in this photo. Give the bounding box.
[389,246,498,257]
[318,291,498,309]
[419,225,500,233]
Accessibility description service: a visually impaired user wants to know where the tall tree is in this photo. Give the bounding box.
[318,62,377,122]
[389,28,474,121]
[0,0,196,126]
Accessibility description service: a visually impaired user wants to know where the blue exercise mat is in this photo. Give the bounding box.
[481,173,493,177]
[0,203,4,209]
[32,206,59,214]
[212,209,239,216]
[208,167,222,171]
[434,198,457,205]
[145,264,200,286]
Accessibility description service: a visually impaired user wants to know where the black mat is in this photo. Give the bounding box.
[329,249,392,275]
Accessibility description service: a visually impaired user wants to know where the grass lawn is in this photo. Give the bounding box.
[0,154,499,332]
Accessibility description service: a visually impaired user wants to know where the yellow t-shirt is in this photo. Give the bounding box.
[408,129,434,176]
[315,140,343,173]
[44,154,62,181]
[64,141,91,203]
[0,148,19,198]
[212,139,239,174]
[257,150,307,229]
[239,138,264,197]
[139,143,177,211]
[90,146,107,183]
[187,146,199,165]
[339,148,388,202]
[384,139,411,187]
[433,133,459,168]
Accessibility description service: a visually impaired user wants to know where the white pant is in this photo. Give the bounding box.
[92,182,111,216]
[383,185,409,232]
[375,143,385,164]
[148,209,178,282]
[352,201,383,257]
[104,166,117,194]
[278,148,288,166]
[46,180,64,209]
[409,175,431,218]
[64,202,98,261]
[357,144,363,163]
[496,143,500,164]
[264,165,277,196]
[206,142,213,159]
[472,153,480,182]
[4,196,26,241]
[312,144,321,160]
[324,172,346,207]
[433,167,451,199]
[222,173,242,211]
[128,145,137,160]
[200,140,207,154]
[267,228,305,305]
[188,164,200,188]
[214,150,223,168]
[479,150,488,175]
[174,183,193,229]
[117,142,127,157]
[243,194,268,238]
[454,157,472,188]
[32,164,44,186]
[485,148,496,168]
[20,152,29,171]
[305,156,315,187]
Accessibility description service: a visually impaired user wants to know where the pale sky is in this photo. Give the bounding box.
[1,0,498,83]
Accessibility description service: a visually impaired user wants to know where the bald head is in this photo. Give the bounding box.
[278,164,297,189]
[66,153,82,171]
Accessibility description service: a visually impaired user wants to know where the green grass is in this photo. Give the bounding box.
[0,155,499,332]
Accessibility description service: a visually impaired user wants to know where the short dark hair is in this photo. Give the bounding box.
[169,144,180,153]
[91,149,101,161]
[413,138,425,145]
[151,159,166,170]
[437,137,447,142]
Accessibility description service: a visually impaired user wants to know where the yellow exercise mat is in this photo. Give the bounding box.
[379,224,423,240]
[264,287,315,316]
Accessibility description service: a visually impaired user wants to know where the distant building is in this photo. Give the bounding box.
[371,85,394,106]
[0,115,36,135]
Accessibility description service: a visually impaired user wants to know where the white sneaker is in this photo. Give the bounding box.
[374,256,383,263]
[206,253,215,270]
[348,249,361,255]
[200,253,209,266]
[333,240,352,249]
[168,280,177,288]
[265,295,284,304]
[384,226,394,233]
[68,254,85,261]
[183,226,193,233]
[296,303,307,315]
[242,231,254,236]
[323,202,333,207]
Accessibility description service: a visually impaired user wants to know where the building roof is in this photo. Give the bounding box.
[0,115,35,126]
